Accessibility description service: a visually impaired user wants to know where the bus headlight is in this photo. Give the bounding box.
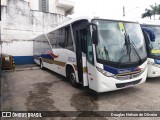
[96,67,115,77]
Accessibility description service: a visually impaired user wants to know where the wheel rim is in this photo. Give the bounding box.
[70,73,76,84]
[40,61,43,68]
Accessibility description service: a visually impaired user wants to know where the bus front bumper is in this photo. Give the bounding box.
[94,67,147,93]
[148,64,160,78]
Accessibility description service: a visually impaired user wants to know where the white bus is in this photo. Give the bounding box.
[33,17,149,92]
[141,21,160,78]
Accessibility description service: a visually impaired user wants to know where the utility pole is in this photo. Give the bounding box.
[123,6,139,17]
[123,6,125,17]
[154,3,156,20]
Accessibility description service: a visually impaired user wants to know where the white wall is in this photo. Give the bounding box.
[1,0,71,64]
[49,0,65,15]
[1,0,7,6]
[1,0,70,60]
[26,0,65,15]
[2,41,33,56]
[15,0,74,15]
[29,0,39,11]
[1,0,69,42]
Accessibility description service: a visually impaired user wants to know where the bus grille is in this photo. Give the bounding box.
[115,72,142,80]
[116,79,142,88]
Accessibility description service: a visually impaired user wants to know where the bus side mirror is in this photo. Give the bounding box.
[92,30,98,44]
[87,23,98,44]
[142,27,155,42]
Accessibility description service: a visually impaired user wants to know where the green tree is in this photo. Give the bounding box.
[150,4,157,20]
[157,4,160,19]
[142,9,152,19]
[142,3,160,20]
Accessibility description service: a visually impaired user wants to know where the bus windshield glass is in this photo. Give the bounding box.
[93,20,147,66]
[144,25,160,58]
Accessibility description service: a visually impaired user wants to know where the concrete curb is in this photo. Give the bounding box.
[2,66,40,72]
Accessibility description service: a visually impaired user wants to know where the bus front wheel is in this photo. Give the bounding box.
[40,59,44,69]
[68,68,79,88]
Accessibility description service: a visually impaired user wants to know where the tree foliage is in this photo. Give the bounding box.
[142,3,160,19]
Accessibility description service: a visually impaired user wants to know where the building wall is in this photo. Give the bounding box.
[29,0,39,11]
[49,0,65,15]
[1,0,7,6]
[2,0,74,15]
[2,0,66,15]
[25,0,65,15]
[2,41,34,64]
[1,0,70,65]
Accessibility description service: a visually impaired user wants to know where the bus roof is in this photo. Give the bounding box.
[45,16,138,34]
[138,19,160,26]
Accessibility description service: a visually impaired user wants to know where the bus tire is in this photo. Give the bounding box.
[67,66,79,88]
[40,59,44,70]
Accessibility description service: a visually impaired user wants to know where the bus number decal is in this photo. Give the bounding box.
[68,57,76,62]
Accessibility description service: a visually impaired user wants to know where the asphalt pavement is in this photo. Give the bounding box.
[1,65,160,120]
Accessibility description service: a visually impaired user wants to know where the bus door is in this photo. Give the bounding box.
[76,26,96,86]
[85,27,96,86]
[73,20,90,85]
[75,30,83,84]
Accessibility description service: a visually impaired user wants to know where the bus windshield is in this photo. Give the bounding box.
[93,20,147,67]
[144,25,160,58]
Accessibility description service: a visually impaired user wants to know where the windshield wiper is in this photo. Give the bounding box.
[125,33,143,64]
[116,34,143,68]
[125,34,132,61]
[126,33,143,63]
[131,41,143,63]
[116,33,131,67]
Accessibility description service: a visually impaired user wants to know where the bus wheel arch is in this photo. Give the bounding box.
[66,64,79,87]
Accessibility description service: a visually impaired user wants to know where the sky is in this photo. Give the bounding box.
[69,0,160,20]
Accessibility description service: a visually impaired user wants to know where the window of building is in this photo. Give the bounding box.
[39,0,49,12]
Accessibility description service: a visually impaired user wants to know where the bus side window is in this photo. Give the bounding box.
[65,27,74,51]
[57,28,65,48]
[46,31,56,48]
[87,28,94,64]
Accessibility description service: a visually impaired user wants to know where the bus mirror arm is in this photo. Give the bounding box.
[86,23,98,45]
